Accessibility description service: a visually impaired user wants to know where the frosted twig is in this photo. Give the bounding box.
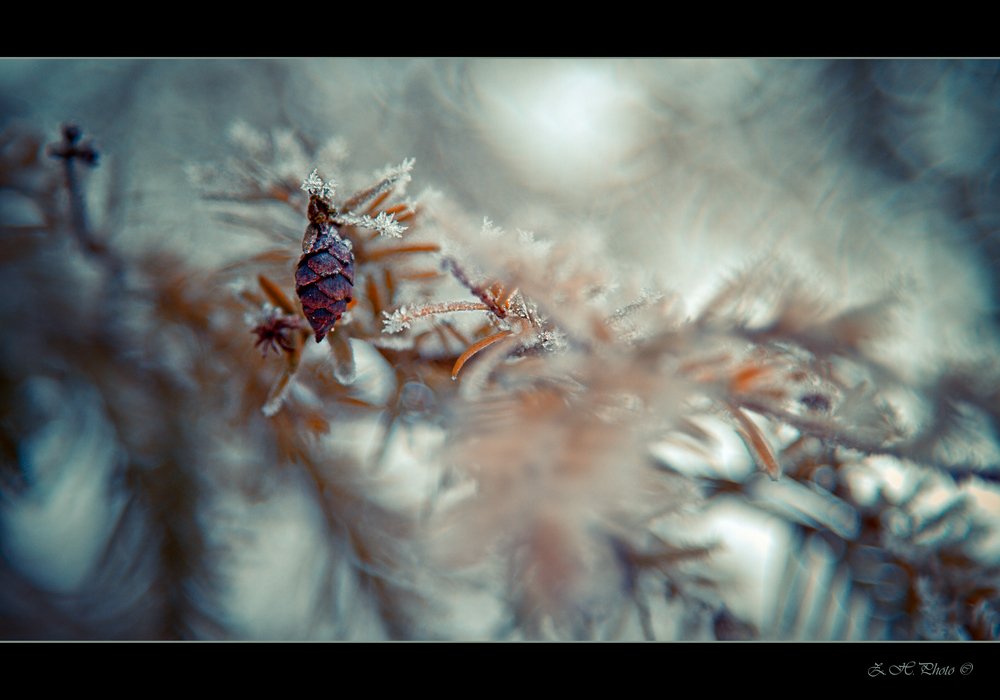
[341,158,415,212]
[382,301,492,334]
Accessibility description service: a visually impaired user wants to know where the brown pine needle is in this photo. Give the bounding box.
[730,363,770,394]
[367,276,384,317]
[266,184,293,203]
[365,243,440,262]
[338,396,381,410]
[398,270,443,281]
[220,249,293,273]
[304,413,330,433]
[727,404,781,480]
[364,190,391,215]
[258,274,297,315]
[383,267,395,301]
[451,330,514,381]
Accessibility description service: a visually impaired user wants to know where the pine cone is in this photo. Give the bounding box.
[295,221,354,342]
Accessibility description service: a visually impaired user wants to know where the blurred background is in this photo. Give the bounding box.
[1,59,999,640]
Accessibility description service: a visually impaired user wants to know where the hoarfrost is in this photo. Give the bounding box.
[383,307,411,334]
[301,169,336,200]
[337,211,407,238]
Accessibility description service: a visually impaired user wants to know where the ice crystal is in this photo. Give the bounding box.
[480,217,503,239]
[337,211,407,238]
[301,169,336,201]
[382,307,411,334]
[367,158,415,198]
[382,157,415,185]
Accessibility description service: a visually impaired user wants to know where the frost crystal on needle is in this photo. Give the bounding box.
[382,308,411,334]
[367,157,416,198]
[301,169,336,200]
[337,211,407,238]
[382,157,415,186]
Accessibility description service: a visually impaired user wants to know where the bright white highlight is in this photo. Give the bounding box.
[474,61,645,193]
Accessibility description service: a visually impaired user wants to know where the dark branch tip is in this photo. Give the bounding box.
[48,124,99,166]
